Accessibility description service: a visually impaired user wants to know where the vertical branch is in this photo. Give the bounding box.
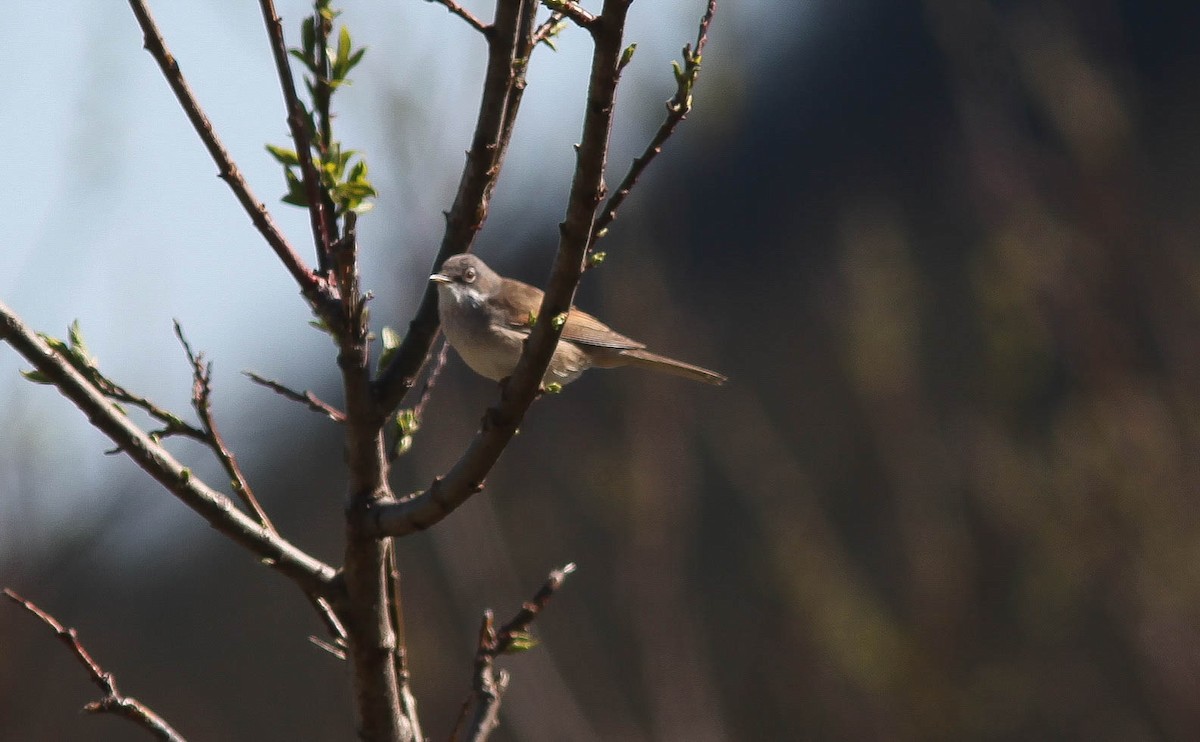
[374,0,540,413]
[258,0,338,271]
[365,0,635,537]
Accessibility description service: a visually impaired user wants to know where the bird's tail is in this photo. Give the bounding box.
[618,349,728,386]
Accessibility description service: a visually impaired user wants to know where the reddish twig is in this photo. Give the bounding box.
[589,0,717,253]
[174,322,276,531]
[427,0,490,35]
[452,563,576,742]
[243,371,347,423]
[124,0,328,310]
[492,562,576,655]
[4,589,188,742]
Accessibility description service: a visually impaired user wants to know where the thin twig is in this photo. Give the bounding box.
[0,301,336,596]
[589,0,717,253]
[124,0,328,308]
[174,322,276,531]
[541,0,596,30]
[306,592,349,649]
[492,562,576,655]
[388,337,449,463]
[4,589,188,742]
[427,0,490,35]
[244,371,347,423]
[385,542,423,735]
[258,0,337,271]
[532,11,567,47]
[95,377,206,443]
[368,0,635,537]
[453,564,576,742]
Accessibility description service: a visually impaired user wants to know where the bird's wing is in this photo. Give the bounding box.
[498,278,645,350]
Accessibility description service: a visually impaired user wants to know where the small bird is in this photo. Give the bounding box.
[431,253,727,387]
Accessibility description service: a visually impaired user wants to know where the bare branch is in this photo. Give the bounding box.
[385,543,423,736]
[374,0,540,414]
[589,0,717,253]
[244,370,347,423]
[453,564,576,742]
[174,322,277,531]
[427,0,490,35]
[368,0,634,537]
[541,0,596,30]
[306,592,350,650]
[4,589,188,742]
[124,0,329,309]
[0,301,336,596]
[258,0,338,270]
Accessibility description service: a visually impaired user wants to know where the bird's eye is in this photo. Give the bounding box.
[463,267,477,283]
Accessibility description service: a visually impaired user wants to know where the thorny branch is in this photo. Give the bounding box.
[3,589,188,742]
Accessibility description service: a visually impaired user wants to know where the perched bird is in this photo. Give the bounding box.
[430,253,727,387]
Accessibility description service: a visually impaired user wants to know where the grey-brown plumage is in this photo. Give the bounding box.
[430,253,727,386]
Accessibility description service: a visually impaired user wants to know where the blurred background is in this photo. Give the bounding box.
[3,0,1200,739]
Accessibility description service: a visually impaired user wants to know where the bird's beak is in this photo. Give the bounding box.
[429,273,452,284]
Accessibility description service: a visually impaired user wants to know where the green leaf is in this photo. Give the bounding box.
[266,144,301,167]
[381,326,401,351]
[334,27,353,78]
[551,312,568,331]
[619,43,637,71]
[20,369,52,384]
[542,382,563,394]
[587,251,607,267]
[301,16,316,57]
[377,326,402,371]
[392,435,413,458]
[503,631,539,653]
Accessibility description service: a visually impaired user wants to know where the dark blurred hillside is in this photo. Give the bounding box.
[5,1,1200,740]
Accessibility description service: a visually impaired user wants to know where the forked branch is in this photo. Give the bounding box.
[0,301,336,596]
[589,0,718,253]
[452,563,576,742]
